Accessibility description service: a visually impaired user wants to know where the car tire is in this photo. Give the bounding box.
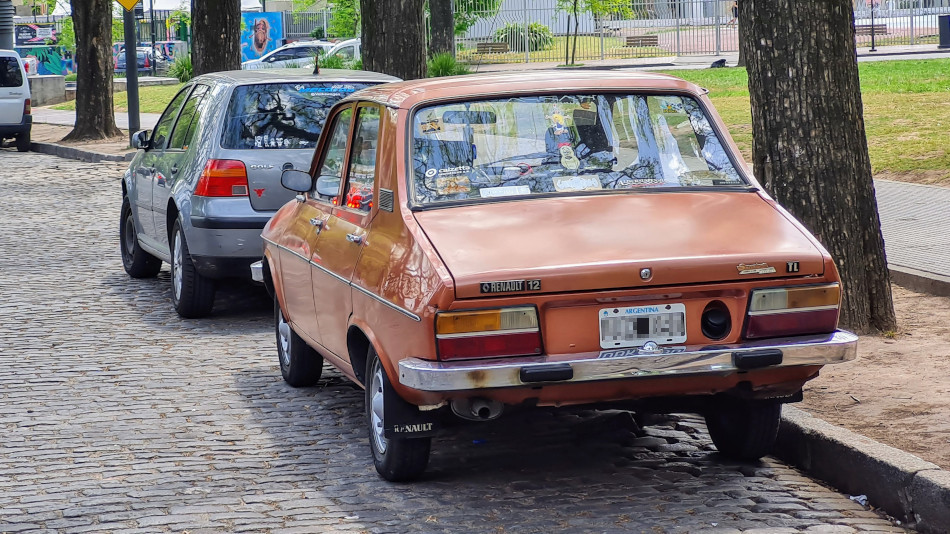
[15,131,30,152]
[366,347,431,482]
[120,196,162,278]
[170,220,215,318]
[275,297,323,386]
[705,400,782,461]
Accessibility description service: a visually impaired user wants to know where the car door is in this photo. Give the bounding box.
[135,85,190,241]
[310,104,380,359]
[279,105,355,343]
[0,55,26,125]
[152,84,210,247]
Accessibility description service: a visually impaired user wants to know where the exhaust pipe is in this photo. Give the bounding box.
[451,398,504,421]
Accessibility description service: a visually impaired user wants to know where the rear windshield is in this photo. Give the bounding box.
[0,57,23,88]
[221,82,373,149]
[410,94,746,206]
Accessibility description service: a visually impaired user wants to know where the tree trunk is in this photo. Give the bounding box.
[192,0,241,75]
[429,0,455,57]
[571,0,579,65]
[361,0,427,80]
[740,0,896,333]
[63,0,121,141]
[736,3,746,67]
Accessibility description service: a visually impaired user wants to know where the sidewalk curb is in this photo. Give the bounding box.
[889,265,950,298]
[30,141,134,163]
[776,406,950,533]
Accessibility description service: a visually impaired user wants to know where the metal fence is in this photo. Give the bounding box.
[284,10,332,39]
[452,0,950,64]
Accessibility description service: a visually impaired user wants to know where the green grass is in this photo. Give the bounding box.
[459,35,667,64]
[52,83,185,114]
[658,58,950,182]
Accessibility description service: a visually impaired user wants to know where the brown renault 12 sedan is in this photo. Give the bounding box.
[253,71,857,481]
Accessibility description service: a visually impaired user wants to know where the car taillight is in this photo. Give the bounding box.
[743,283,840,339]
[194,159,249,197]
[436,307,542,361]
[144,55,150,68]
[23,99,30,115]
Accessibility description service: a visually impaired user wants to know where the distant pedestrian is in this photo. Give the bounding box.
[728,1,738,26]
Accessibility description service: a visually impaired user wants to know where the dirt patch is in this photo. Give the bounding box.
[875,169,950,186]
[799,284,950,469]
[31,123,133,157]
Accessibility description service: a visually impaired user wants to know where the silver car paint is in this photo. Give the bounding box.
[123,69,400,273]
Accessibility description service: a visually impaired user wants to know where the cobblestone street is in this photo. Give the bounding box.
[0,151,909,533]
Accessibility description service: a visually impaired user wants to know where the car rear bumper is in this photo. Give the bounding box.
[397,330,857,392]
[0,114,32,137]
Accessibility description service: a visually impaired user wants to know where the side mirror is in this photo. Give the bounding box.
[316,175,341,198]
[281,169,313,193]
[131,130,151,150]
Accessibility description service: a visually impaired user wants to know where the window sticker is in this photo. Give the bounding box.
[480,185,531,198]
[420,119,442,134]
[436,175,471,195]
[424,166,471,178]
[552,175,602,192]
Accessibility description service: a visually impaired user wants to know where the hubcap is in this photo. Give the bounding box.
[370,363,388,454]
[172,231,183,300]
[277,308,291,368]
[123,214,136,256]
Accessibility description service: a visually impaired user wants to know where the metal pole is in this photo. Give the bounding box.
[149,0,156,76]
[870,1,877,52]
[676,3,681,56]
[600,22,605,60]
[124,8,141,143]
[523,0,529,63]
[715,0,721,55]
[910,0,917,45]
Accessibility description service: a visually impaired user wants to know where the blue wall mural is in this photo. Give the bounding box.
[241,12,284,62]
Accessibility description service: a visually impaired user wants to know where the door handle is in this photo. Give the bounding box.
[309,217,324,228]
[345,233,363,244]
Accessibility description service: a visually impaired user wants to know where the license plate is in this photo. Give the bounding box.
[599,303,687,349]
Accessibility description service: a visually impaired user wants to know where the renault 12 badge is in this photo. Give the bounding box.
[480,279,541,293]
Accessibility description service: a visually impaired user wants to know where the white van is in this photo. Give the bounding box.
[326,38,361,64]
[0,50,32,152]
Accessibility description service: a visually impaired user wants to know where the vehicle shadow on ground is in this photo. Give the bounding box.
[229,364,797,531]
[104,269,272,328]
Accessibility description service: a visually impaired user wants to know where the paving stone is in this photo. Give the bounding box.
[0,152,912,533]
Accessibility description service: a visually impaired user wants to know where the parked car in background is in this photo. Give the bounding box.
[119,69,399,318]
[115,48,154,74]
[325,38,360,63]
[0,49,32,152]
[242,40,334,70]
[257,71,858,481]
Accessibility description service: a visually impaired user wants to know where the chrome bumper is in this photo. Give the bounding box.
[397,330,858,392]
[250,260,263,283]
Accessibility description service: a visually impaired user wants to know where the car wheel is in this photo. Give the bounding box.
[366,347,431,482]
[705,400,782,461]
[120,196,162,278]
[275,297,323,386]
[15,131,30,152]
[170,220,215,318]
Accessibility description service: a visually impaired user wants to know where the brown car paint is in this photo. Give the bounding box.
[262,71,845,408]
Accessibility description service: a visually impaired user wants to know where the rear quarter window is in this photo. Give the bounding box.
[220,82,374,150]
[0,57,24,88]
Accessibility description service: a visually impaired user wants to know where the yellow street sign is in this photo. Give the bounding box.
[116,0,139,11]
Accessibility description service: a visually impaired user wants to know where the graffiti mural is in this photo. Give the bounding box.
[241,12,284,62]
[14,46,71,75]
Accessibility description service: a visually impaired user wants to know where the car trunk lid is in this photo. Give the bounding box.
[413,191,826,299]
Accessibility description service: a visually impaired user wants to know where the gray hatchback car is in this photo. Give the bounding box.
[120,69,399,318]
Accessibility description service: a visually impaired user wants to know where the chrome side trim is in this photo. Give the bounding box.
[250,260,263,282]
[398,330,858,392]
[264,239,421,322]
[351,283,421,322]
[748,305,839,316]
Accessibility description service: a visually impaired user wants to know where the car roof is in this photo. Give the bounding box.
[0,49,22,58]
[347,70,702,110]
[192,68,400,86]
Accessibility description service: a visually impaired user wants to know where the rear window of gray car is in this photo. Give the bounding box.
[220,82,374,150]
[0,58,23,88]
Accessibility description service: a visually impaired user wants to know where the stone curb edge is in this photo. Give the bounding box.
[776,406,950,534]
[889,265,950,298]
[30,141,135,163]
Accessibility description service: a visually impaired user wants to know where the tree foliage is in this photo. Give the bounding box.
[328,0,360,37]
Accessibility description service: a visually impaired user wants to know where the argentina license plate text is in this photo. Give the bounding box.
[599,303,687,349]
